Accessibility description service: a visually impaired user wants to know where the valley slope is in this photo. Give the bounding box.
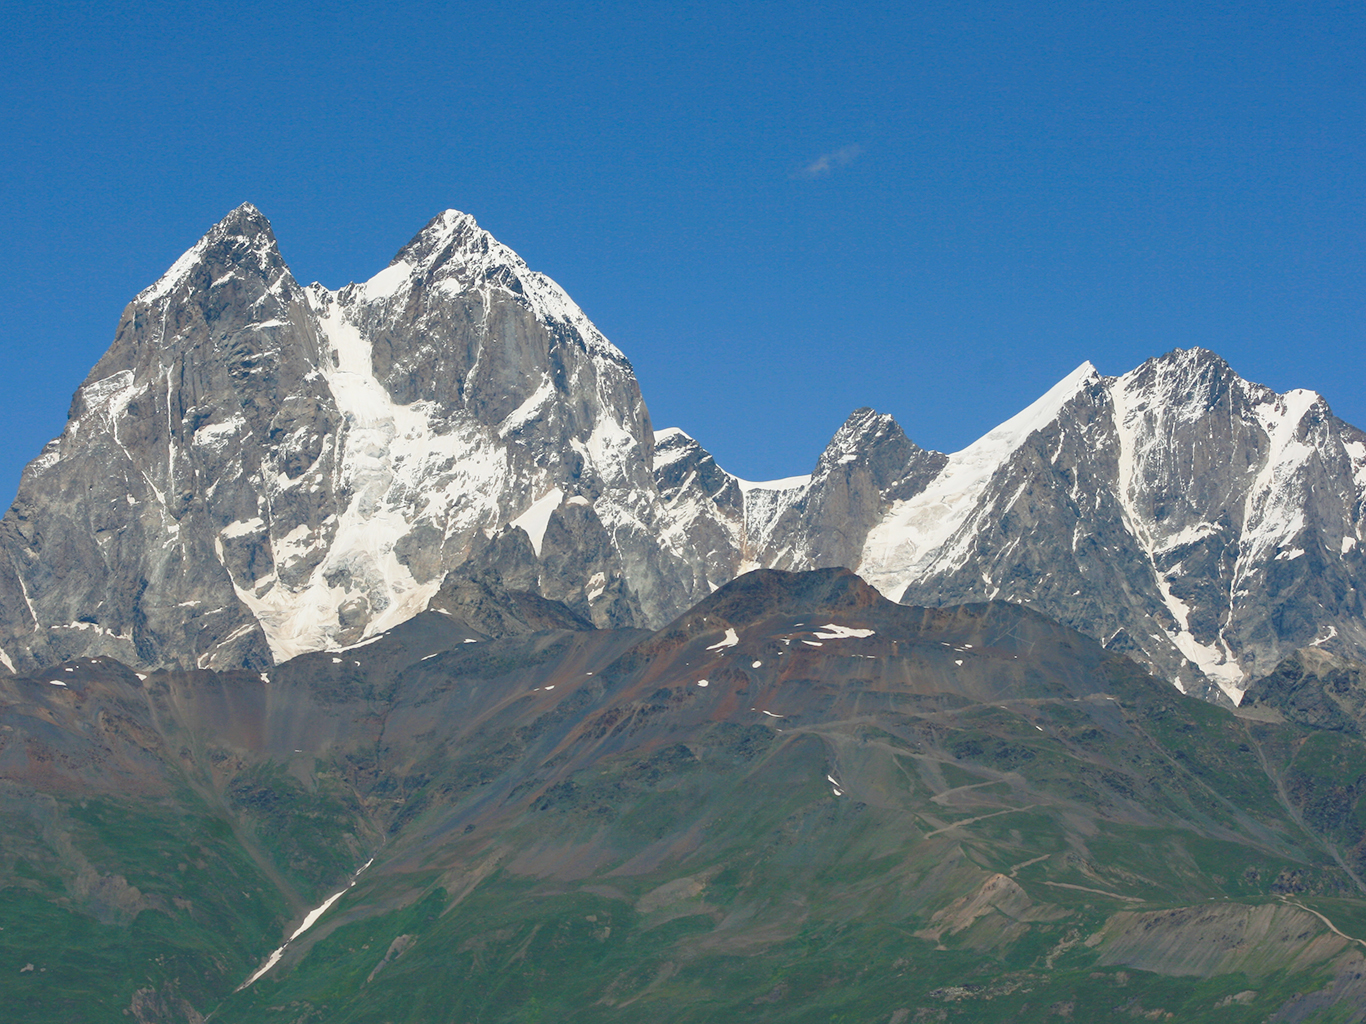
[5,569,1366,1022]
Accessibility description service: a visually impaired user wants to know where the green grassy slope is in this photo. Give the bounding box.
[4,570,1366,1022]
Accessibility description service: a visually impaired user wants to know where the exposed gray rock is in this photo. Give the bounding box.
[863,351,1366,703]
[641,352,1366,704]
[766,408,949,571]
[1,205,1363,708]
[1244,648,1366,735]
[427,566,593,638]
[0,205,709,673]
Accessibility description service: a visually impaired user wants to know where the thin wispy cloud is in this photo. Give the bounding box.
[794,144,864,180]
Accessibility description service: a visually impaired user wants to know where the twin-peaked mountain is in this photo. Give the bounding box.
[0,205,688,674]
[1,204,1363,702]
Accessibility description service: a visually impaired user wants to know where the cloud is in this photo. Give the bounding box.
[794,144,863,180]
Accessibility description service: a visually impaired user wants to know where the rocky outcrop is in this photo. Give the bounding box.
[1244,648,1366,735]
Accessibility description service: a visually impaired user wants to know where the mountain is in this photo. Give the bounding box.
[5,568,1366,1022]
[663,354,1366,704]
[0,205,712,676]
[2,205,1363,705]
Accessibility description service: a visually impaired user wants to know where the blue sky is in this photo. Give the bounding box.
[2,0,1362,503]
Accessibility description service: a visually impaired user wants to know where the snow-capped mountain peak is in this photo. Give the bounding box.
[0,205,689,674]
[862,349,1366,703]
[2,210,1362,709]
[859,361,1101,595]
[136,202,284,306]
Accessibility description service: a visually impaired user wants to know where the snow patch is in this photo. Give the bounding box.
[510,487,564,557]
[812,624,875,640]
[1312,626,1339,647]
[498,377,557,437]
[362,260,413,300]
[221,518,266,539]
[241,857,375,989]
[706,628,739,651]
[215,291,508,662]
[860,362,1099,597]
[193,415,247,448]
[139,235,211,303]
[333,633,386,653]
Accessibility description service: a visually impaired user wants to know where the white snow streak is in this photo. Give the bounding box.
[812,624,875,640]
[1109,364,1248,701]
[859,362,1099,598]
[241,857,375,989]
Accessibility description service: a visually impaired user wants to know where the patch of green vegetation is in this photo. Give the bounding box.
[1287,733,1366,844]
[209,884,1359,1024]
[226,759,370,898]
[10,857,63,892]
[937,760,991,790]
[0,796,291,1021]
[417,635,575,683]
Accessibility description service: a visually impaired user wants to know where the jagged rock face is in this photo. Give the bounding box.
[1,203,1363,706]
[0,205,707,674]
[650,427,747,590]
[652,354,1366,703]
[1244,648,1366,736]
[828,352,1364,703]
[647,411,947,585]
[764,408,949,571]
[0,207,322,672]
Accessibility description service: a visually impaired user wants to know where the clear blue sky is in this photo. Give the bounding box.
[3,0,1362,505]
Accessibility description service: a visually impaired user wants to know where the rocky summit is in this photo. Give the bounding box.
[1,205,1364,705]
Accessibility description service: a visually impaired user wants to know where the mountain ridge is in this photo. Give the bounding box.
[1,205,1362,705]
